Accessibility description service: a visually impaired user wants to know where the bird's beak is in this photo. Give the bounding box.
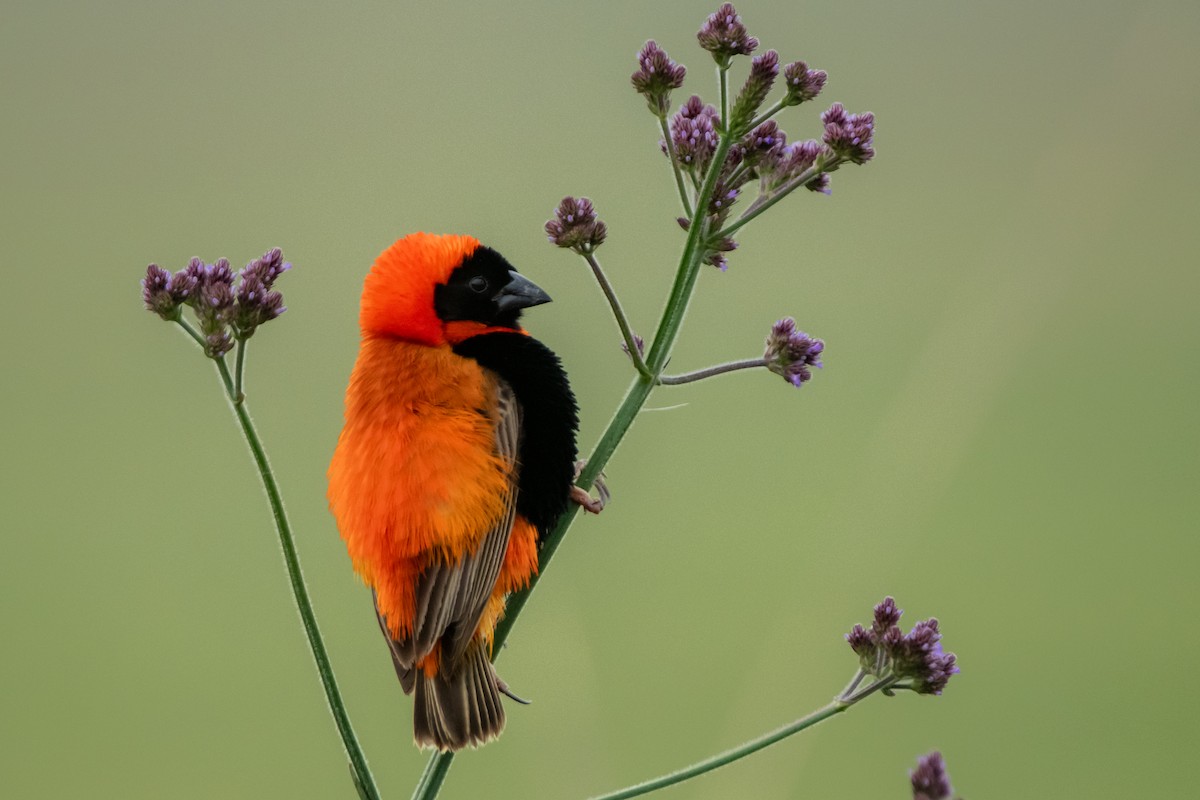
[494,270,552,313]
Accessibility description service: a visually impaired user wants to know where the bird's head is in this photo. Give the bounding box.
[359,233,552,346]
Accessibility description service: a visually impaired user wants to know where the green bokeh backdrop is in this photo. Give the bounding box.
[3,1,1197,797]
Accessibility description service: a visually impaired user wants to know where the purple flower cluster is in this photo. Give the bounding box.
[631,41,687,117]
[763,317,824,387]
[697,3,758,65]
[782,61,827,106]
[766,139,831,193]
[666,95,721,175]
[911,751,956,800]
[846,597,960,695]
[141,248,289,358]
[822,102,876,165]
[545,196,607,254]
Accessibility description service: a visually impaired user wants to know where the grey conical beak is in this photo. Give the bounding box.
[494,270,552,314]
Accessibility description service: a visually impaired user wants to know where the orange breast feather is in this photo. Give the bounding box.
[327,335,513,638]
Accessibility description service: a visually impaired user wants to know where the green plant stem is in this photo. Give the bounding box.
[587,700,850,800]
[234,337,247,403]
[746,98,786,132]
[719,64,730,132]
[658,357,765,385]
[658,115,693,218]
[582,252,651,379]
[412,84,741,800]
[174,316,207,349]
[210,358,380,800]
[646,134,735,373]
[716,157,842,240]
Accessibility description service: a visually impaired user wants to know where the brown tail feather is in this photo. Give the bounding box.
[413,640,505,751]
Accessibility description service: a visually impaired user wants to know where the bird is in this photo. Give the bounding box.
[327,232,591,751]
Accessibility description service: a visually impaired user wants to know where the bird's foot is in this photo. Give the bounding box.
[570,460,610,514]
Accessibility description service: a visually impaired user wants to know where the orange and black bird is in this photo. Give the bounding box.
[328,232,583,751]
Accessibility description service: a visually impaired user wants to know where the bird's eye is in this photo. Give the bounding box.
[468,276,489,294]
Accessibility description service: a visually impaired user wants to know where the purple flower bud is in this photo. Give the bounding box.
[667,99,720,175]
[697,3,759,65]
[764,317,824,388]
[678,94,710,120]
[234,249,291,337]
[873,596,902,635]
[631,41,687,117]
[621,334,646,359]
[911,751,955,800]
[241,247,292,289]
[729,50,779,135]
[141,264,177,320]
[167,270,199,305]
[782,61,827,105]
[702,236,738,271]
[196,279,235,338]
[821,102,876,165]
[204,329,234,359]
[545,196,607,253]
[209,257,234,286]
[846,624,874,664]
[741,120,787,170]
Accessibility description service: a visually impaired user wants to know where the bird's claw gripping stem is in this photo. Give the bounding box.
[570,460,609,514]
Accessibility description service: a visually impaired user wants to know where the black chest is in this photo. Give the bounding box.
[452,332,579,538]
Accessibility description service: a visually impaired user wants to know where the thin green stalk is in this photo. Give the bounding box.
[211,358,380,800]
[658,357,765,385]
[582,252,651,379]
[719,64,730,132]
[410,751,453,800]
[587,700,850,800]
[746,98,786,132]
[658,115,693,218]
[716,157,842,240]
[174,315,208,350]
[646,133,736,373]
[234,337,247,403]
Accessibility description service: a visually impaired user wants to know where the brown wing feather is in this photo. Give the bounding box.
[379,375,522,681]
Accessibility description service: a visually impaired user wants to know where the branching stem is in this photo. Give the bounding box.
[582,251,651,379]
[658,115,693,218]
[717,156,843,240]
[587,700,849,800]
[658,357,765,385]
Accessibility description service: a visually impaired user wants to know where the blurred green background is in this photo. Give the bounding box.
[3,1,1197,797]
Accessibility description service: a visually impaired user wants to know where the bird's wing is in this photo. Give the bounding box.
[388,376,522,675]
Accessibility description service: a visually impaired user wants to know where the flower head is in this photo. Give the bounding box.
[782,61,827,106]
[764,317,824,387]
[140,249,291,358]
[545,196,607,254]
[697,3,758,66]
[666,97,720,175]
[760,139,830,193]
[911,751,955,800]
[729,50,779,135]
[741,120,786,170]
[844,596,960,695]
[631,41,687,117]
[822,102,876,165]
[142,264,177,320]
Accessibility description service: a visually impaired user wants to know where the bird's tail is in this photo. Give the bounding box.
[413,640,505,751]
